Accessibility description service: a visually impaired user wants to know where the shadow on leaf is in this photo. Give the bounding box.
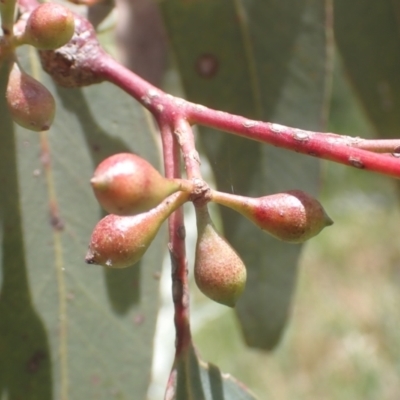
[0,65,52,399]
[55,86,141,315]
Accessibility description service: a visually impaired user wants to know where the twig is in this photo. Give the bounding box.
[158,119,192,357]
[173,118,201,180]
[98,56,400,180]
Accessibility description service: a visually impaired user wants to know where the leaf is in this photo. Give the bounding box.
[334,0,400,138]
[0,47,164,399]
[160,0,332,349]
[169,345,258,400]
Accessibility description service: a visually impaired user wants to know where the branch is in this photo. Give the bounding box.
[158,119,192,357]
[15,0,400,178]
[173,118,201,180]
[98,56,400,180]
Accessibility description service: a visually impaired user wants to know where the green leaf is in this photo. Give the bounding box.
[334,0,400,138]
[171,345,258,400]
[0,48,163,399]
[160,0,332,349]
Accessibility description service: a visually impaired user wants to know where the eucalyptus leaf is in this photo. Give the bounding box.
[171,345,258,400]
[0,47,163,399]
[334,0,400,138]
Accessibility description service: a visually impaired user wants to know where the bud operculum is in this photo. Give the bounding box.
[85,192,188,268]
[91,153,182,215]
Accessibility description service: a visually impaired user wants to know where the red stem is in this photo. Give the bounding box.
[16,0,400,179]
[188,112,400,178]
[99,56,400,180]
[158,118,192,358]
[173,118,201,180]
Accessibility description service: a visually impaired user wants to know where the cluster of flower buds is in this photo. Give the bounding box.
[86,153,190,268]
[3,2,75,131]
[86,153,333,308]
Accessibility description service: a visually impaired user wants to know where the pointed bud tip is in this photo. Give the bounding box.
[90,175,109,190]
[324,211,334,227]
[85,249,96,265]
